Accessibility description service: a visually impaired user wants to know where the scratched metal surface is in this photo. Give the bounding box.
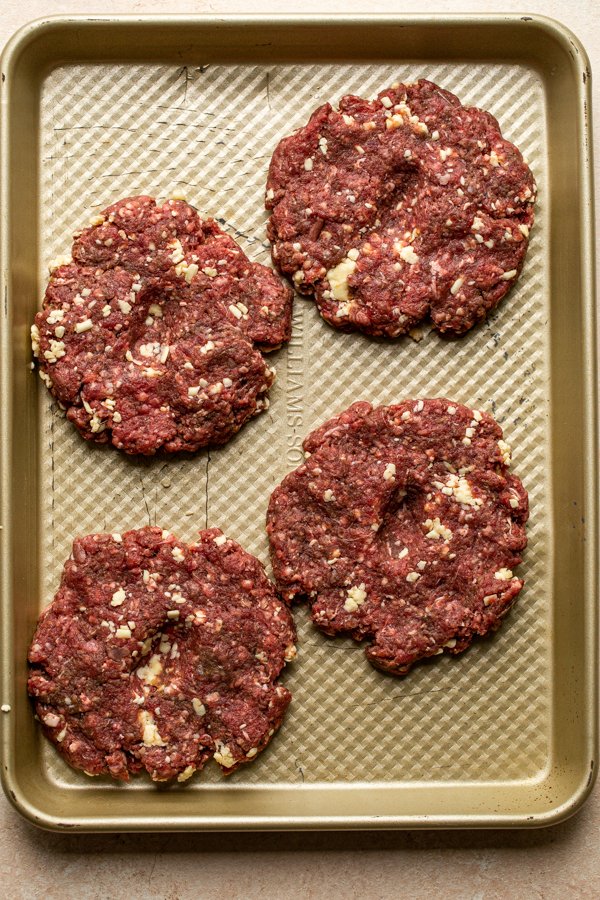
[37,60,549,788]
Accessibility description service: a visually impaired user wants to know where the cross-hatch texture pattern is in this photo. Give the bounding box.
[39,61,549,788]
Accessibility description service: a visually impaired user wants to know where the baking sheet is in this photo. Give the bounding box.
[1,15,596,829]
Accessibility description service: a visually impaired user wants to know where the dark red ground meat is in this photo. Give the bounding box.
[32,196,293,455]
[266,79,535,338]
[28,527,296,782]
[267,400,528,676]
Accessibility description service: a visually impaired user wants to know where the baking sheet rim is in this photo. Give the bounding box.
[0,11,597,831]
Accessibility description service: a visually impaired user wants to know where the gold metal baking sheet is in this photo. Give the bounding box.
[0,14,597,831]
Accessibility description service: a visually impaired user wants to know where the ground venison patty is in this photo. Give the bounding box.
[267,79,536,338]
[28,527,296,782]
[31,195,293,455]
[267,400,528,676]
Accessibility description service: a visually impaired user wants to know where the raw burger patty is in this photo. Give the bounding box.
[267,399,528,676]
[28,527,296,782]
[266,79,536,337]
[31,195,293,455]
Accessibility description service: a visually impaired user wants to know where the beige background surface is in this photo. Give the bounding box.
[1,0,599,897]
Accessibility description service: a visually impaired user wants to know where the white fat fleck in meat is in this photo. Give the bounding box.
[334,301,351,318]
[344,583,367,612]
[498,439,512,465]
[42,713,61,728]
[110,587,126,606]
[494,568,513,581]
[115,625,132,639]
[89,413,106,434]
[139,342,160,358]
[444,474,483,508]
[423,518,453,541]
[168,238,185,264]
[192,698,206,717]
[214,741,237,768]
[394,243,419,265]
[175,260,199,283]
[171,546,185,562]
[47,309,65,325]
[383,463,396,482]
[326,257,357,302]
[138,710,167,747]
[137,654,163,685]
